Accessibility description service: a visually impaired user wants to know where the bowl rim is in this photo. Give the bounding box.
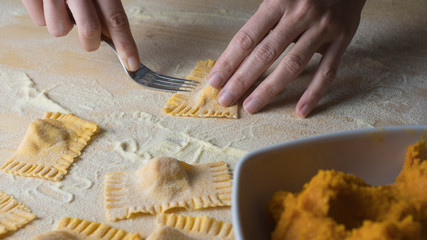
[232,124,427,240]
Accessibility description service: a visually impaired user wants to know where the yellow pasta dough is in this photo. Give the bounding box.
[104,157,232,221]
[1,112,99,181]
[163,60,238,118]
[147,214,234,240]
[0,191,36,237]
[147,226,192,240]
[31,217,142,240]
[31,230,78,240]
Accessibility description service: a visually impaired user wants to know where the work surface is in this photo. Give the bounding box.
[0,0,426,238]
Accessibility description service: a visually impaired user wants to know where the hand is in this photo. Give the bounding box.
[209,0,366,117]
[22,0,140,71]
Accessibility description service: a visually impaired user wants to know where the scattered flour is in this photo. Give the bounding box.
[0,0,27,27]
[0,65,69,114]
[0,0,426,239]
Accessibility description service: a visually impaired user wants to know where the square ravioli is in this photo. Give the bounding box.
[31,217,142,240]
[1,112,99,181]
[163,60,238,118]
[147,214,234,240]
[0,191,36,237]
[104,157,232,221]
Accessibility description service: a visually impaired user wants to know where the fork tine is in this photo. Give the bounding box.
[137,79,192,92]
[145,72,199,88]
[150,72,200,85]
[134,75,194,92]
[132,65,198,91]
[142,74,195,91]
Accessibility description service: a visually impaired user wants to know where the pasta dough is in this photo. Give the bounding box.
[0,112,99,181]
[104,157,232,221]
[0,191,36,237]
[31,217,142,240]
[147,214,234,240]
[147,226,192,240]
[163,60,238,118]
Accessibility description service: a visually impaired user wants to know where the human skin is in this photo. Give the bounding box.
[21,0,141,72]
[22,0,366,117]
[208,0,367,117]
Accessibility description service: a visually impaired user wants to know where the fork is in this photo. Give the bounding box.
[101,34,199,92]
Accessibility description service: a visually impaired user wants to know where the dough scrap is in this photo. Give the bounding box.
[0,112,99,181]
[163,60,238,118]
[104,157,232,221]
[147,214,234,240]
[31,217,142,240]
[0,191,36,237]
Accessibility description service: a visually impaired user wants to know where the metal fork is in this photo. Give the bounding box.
[101,35,198,92]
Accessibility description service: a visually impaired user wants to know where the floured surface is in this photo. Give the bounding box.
[0,0,426,239]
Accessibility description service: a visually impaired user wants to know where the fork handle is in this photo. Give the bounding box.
[101,34,116,51]
[101,34,133,73]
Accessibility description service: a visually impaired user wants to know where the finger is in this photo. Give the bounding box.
[42,0,73,37]
[218,13,311,107]
[22,0,46,26]
[208,0,285,89]
[243,28,325,114]
[95,0,140,71]
[295,39,348,118]
[67,0,102,51]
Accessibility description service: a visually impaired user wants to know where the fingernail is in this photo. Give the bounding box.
[298,104,310,118]
[127,56,140,71]
[219,90,234,106]
[209,72,223,88]
[244,98,261,114]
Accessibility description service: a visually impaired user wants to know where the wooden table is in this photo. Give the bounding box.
[0,0,426,238]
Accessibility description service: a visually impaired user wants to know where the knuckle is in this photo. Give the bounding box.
[294,1,313,17]
[107,11,129,29]
[234,29,255,51]
[307,88,324,103]
[260,83,278,100]
[319,67,337,84]
[254,43,278,64]
[232,75,250,90]
[319,14,337,33]
[219,59,234,76]
[262,0,285,13]
[281,54,305,75]
[115,40,135,53]
[80,22,101,39]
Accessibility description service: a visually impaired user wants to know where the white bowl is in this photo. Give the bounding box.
[232,125,427,240]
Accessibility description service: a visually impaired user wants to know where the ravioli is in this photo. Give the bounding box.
[147,226,192,240]
[0,191,36,237]
[31,217,142,240]
[0,112,99,181]
[163,60,238,118]
[147,214,234,240]
[104,157,232,221]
